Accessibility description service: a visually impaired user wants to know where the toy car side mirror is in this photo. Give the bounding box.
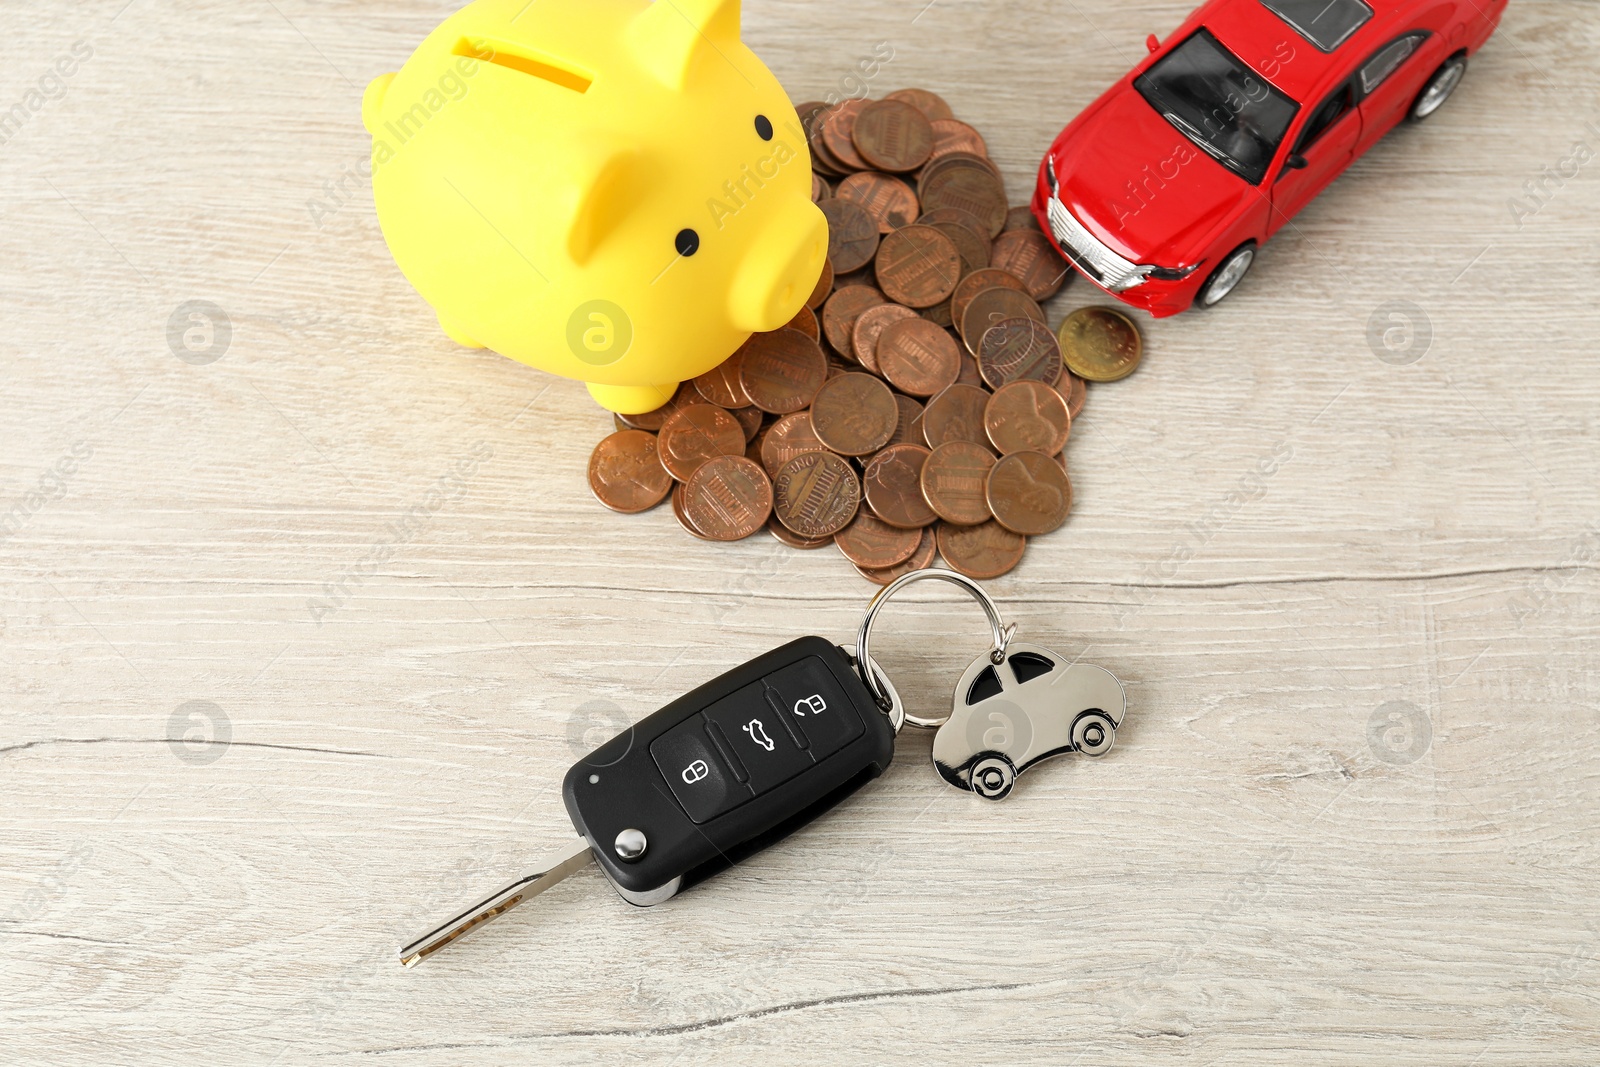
[1145,33,1161,54]
[1285,153,1309,171]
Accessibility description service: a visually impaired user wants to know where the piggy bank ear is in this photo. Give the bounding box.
[563,144,643,265]
[625,0,742,89]
[362,72,395,135]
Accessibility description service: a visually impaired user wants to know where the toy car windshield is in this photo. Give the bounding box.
[1259,0,1374,52]
[1134,28,1300,185]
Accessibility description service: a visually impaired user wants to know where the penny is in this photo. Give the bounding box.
[588,429,673,513]
[805,257,834,310]
[613,383,683,432]
[795,100,828,137]
[811,172,830,202]
[826,354,853,378]
[984,380,1070,456]
[922,299,953,329]
[850,302,919,374]
[772,450,861,538]
[918,156,1007,237]
[1004,205,1041,232]
[876,317,961,398]
[959,286,1045,355]
[920,149,1003,187]
[937,519,1025,579]
[1059,306,1143,382]
[928,118,987,160]
[977,317,1063,389]
[834,509,923,569]
[810,372,899,456]
[767,512,832,549]
[729,405,764,442]
[759,411,827,477]
[738,329,827,413]
[784,303,820,341]
[990,228,1070,301]
[855,525,938,585]
[693,351,749,408]
[920,440,997,525]
[954,350,984,388]
[885,87,953,123]
[887,394,925,447]
[1062,370,1087,419]
[950,269,1028,333]
[822,284,887,360]
[917,207,991,273]
[819,98,869,171]
[683,455,773,541]
[819,197,879,273]
[921,383,992,449]
[836,171,919,233]
[874,225,961,308]
[658,404,745,482]
[863,443,936,529]
[986,450,1071,536]
[852,99,934,173]
[671,483,715,541]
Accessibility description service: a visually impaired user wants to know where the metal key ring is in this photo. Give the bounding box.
[855,568,1015,728]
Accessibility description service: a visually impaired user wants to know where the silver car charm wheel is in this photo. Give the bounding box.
[1413,60,1465,119]
[1202,247,1254,306]
[1072,712,1117,757]
[970,756,1016,801]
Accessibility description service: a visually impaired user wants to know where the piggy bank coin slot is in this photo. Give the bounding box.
[452,36,593,94]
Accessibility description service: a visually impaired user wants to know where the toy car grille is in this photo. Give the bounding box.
[1044,192,1143,290]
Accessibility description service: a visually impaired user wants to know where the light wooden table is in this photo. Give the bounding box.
[3,1,1596,1063]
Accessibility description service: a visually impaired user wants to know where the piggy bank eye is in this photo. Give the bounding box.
[754,114,773,141]
[675,228,700,257]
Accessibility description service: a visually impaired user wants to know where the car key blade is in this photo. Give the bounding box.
[397,837,594,968]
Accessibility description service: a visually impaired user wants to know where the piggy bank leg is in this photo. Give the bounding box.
[587,381,678,415]
[436,311,485,350]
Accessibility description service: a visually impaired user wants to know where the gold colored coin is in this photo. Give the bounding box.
[1058,306,1143,382]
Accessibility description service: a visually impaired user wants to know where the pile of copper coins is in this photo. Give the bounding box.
[587,87,1144,584]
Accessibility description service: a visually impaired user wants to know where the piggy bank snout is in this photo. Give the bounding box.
[727,199,827,333]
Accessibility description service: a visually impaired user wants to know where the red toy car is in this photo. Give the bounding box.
[1032,0,1508,315]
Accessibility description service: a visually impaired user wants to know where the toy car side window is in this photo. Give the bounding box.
[1358,32,1429,96]
[966,666,1004,705]
[1293,83,1354,156]
[1008,652,1057,684]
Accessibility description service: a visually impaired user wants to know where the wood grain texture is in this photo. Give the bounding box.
[2,0,1597,1063]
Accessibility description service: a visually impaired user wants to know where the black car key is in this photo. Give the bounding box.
[399,569,1131,967]
[398,637,895,966]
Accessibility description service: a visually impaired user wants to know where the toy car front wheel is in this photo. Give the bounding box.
[1410,56,1467,121]
[1072,712,1117,757]
[1196,243,1255,308]
[969,755,1017,801]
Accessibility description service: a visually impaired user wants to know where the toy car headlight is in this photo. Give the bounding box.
[1110,262,1200,291]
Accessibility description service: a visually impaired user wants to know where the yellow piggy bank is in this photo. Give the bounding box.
[361,0,826,414]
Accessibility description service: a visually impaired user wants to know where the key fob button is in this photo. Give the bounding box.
[703,682,814,795]
[764,657,865,760]
[650,715,752,824]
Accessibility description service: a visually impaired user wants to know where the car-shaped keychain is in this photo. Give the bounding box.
[1032,0,1508,314]
[932,642,1128,801]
